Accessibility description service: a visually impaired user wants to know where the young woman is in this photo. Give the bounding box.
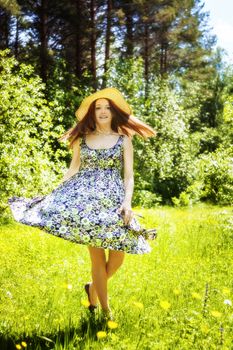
[8,87,157,320]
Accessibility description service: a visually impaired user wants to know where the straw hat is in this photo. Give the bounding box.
[75,87,133,120]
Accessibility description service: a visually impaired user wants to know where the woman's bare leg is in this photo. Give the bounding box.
[88,246,109,311]
[87,248,125,310]
[106,249,125,279]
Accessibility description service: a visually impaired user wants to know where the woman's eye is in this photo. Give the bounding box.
[95,106,111,110]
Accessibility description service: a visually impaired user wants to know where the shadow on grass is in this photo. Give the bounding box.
[0,312,108,350]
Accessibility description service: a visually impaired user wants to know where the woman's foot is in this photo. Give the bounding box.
[84,283,98,312]
[102,308,114,321]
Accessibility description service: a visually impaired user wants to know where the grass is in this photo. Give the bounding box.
[0,204,232,350]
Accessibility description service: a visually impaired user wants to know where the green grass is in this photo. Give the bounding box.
[0,204,232,350]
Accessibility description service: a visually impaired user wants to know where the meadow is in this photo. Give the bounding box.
[0,204,232,350]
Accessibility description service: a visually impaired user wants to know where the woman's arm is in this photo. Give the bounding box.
[61,138,81,182]
[118,135,134,224]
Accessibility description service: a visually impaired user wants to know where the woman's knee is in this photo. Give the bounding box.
[88,246,106,266]
[107,250,125,271]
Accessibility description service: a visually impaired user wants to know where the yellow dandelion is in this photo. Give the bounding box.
[211,310,222,318]
[21,342,27,348]
[15,345,22,350]
[132,301,144,309]
[107,320,118,329]
[81,299,90,308]
[173,289,181,295]
[96,331,107,339]
[191,292,202,300]
[200,324,209,334]
[160,300,171,310]
[222,287,231,295]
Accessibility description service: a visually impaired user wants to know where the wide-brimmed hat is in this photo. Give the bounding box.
[75,87,133,120]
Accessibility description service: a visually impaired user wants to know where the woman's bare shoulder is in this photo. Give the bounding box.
[122,134,133,148]
[122,134,133,141]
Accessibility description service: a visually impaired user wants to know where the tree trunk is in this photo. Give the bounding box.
[125,7,133,57]
[39,0,48,83]
[0,9,10,49]
[102,0,112,88]
[14,16,19,58]
[75,0,82,79]
[144,23,149,98]
[160,42,168,76]
[90,0,97,90]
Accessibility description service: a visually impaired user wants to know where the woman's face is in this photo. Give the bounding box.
[95,98,112,126]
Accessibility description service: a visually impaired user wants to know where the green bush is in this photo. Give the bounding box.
[133,190,162,208]
[198,146,233,204]
[173,146,233,206]
[0,50,67,218]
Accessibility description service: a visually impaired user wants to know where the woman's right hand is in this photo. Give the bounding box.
[117,202,133,225]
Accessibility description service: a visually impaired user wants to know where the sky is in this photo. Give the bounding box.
[203,0,233,63]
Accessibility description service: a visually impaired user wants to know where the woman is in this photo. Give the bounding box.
[8,87,157,320]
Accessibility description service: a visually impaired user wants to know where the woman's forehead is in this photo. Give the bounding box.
[95,98,110,105]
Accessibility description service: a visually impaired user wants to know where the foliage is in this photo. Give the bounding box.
[0,0,231,208]
[172,146,233,206]
[106,58,200,204]
[1,50,232,210]
[0,50,66,215]
[45,58,93,163]
[0,0,216,87]
[0,0,20,15]
[197,146,233,204]
[0,205,232,349]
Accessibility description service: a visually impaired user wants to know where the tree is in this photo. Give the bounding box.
[0,0,20,14]
[102,0,112,88]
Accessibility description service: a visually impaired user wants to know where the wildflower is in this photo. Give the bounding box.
[67,284,72,290]
[107,320,118,329]
[81,299,90,308]
[173,289,181,295]
[200,324,209,334]
[160,300,171,310]
[6,291,13,299]
[211,310,222,318]
[15,345,22,350]
[132,301,144,309]
[191,292,202,300]
[222,287,231,295]
[224,299,232,306]
[96,331,107,339]
[21,342,27,348]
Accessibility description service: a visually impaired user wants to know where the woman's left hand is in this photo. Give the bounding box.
[117,202,133,225]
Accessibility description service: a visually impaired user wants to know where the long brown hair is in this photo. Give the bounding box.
[58,99,156,149]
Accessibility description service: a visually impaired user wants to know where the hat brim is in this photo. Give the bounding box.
[75,87,132,120]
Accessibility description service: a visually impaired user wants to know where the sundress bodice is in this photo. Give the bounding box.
[79,135,123,173]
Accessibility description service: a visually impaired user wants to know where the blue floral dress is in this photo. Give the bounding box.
[8,135,156,254]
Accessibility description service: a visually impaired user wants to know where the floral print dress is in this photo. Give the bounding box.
[8,135,156,254]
